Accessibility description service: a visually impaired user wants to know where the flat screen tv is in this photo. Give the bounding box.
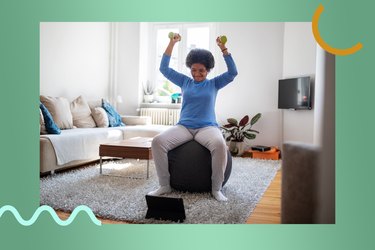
[278,76,312,110]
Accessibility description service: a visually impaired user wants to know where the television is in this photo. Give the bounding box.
[278,76,312,110]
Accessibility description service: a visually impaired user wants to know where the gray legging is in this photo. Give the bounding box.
[151,125,227,191]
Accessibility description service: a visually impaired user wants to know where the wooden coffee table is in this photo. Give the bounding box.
[99,137,153,179]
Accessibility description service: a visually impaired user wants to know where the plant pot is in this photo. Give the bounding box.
[143,94,154,103]
[228,141,245,156]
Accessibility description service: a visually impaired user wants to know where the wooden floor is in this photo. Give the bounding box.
[55,170,282,224]
[246,170,281,224]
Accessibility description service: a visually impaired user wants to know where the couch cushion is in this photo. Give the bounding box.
[92,107,109,128]
[39,102,61,134]
[121,125,170,139]
[40,95,73,129]
[121,115,151,126]
[70,95,96,128]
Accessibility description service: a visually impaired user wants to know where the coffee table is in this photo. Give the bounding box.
[99,137,153,179]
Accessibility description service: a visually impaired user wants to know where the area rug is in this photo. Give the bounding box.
[40,158,281,224]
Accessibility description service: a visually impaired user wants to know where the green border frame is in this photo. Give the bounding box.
[1,0,374,249]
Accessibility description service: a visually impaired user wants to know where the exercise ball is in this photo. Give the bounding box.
[168,140,232,192]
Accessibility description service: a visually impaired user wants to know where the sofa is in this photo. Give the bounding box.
[39,95,170,174]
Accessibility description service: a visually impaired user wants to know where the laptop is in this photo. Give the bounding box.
[145,195,186,223]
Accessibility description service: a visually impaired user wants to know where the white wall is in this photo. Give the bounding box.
[116,23,141,115]
[40,22,111,101]
[215,23,284,147]
[282,22,317,144]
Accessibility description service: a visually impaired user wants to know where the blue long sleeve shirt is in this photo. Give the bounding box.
[159,53,238,129]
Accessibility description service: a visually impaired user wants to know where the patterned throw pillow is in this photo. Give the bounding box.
[39,102,61,134]
[101,99,124,127]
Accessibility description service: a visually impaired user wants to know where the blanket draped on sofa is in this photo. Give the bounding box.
[41,127,124,165]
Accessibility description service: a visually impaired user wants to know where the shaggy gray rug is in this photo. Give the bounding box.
[40,158,281,224]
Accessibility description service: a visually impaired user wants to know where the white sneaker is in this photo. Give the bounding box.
[148,185,172,196]
[212,190,228,202]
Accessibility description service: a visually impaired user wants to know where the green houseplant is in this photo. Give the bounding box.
[221,113,261,156]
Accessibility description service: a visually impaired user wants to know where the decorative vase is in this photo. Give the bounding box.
[143,94,153,103]
[229,141,245,156]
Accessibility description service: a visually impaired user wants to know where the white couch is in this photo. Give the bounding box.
[39,95,170,174]
[40,115,170,174]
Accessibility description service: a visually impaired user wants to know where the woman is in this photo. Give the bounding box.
[148,33,238,201]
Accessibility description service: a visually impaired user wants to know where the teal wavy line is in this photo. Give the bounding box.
[0,205,101,226]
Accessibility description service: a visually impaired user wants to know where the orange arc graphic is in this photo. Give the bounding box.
[312,4,363,56]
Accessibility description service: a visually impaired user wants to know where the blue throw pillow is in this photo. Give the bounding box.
[40,102,61,134]
[102,100,124,127]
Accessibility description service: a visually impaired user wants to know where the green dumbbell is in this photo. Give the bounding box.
[220,35,227,45]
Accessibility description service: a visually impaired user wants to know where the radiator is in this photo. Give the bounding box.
[140,108,180,125]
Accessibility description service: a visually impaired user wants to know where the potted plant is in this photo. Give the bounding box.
[143,80,155,103]
[221,113,261,156]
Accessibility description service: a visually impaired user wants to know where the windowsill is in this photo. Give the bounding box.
[140,103,182,109]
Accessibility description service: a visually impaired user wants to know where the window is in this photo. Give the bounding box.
[152,23,214,97]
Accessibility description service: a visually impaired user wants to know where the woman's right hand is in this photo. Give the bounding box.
[170,33,181,44]
[165,33,181,56]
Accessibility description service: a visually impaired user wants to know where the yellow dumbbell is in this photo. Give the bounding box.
[220,35,227,45]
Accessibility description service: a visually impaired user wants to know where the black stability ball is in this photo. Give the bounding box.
[168,140,232,192]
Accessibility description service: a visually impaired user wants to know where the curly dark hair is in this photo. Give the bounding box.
[185,49,215,71]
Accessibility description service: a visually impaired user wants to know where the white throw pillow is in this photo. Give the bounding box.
[70,96,96,128]
[40,95,73,129]
[91,107,109,128]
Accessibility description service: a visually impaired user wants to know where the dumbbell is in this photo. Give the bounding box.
[220,35,227,45]
[168,32,182,41]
